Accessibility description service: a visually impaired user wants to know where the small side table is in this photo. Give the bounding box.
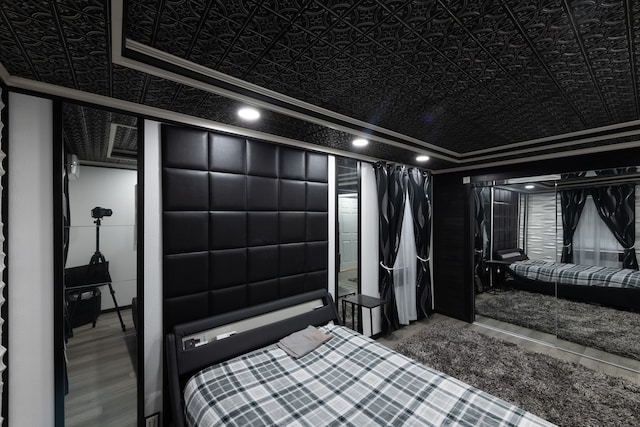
[484,259,513,292]
[342,294,387,336]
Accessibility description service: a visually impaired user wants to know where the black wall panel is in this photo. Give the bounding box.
[161,125,328,333]
[432,173,474,322]
[492,189,519,252]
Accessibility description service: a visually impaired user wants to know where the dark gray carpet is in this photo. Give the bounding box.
[475,290,640,361]
[393,322,640,427]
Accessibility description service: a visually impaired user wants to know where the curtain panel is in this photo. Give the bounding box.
[560,168,638,269]
[590,184,639,269]
[560,189,587,264]
[393,194,417,325]
[374,162,406,330]
[376,163,433,329]
[472,187,487,293]
[408,168,432,317]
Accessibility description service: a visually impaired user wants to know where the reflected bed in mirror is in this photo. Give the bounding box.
[473,168,640,374]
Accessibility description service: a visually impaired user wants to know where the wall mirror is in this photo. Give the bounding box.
[335,157,360,328]
[473,169,640,373]
[59,103,140,426]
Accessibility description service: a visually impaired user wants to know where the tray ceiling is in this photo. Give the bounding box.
[1,0,640,170]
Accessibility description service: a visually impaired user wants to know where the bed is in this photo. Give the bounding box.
[166,289,553,426]
[495,249,640,311]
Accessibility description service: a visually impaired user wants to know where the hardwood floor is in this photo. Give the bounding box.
[65,309,137,427]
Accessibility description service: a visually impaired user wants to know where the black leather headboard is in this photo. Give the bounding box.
[161,124,329,334]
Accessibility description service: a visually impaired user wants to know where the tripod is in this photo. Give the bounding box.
[90,217,126,332]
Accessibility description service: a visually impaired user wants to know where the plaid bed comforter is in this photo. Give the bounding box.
[510,259,640,289]
[184,324,553,427]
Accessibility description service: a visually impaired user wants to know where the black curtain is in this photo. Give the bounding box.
[590,184,639,269]
[560,189,587,264]
[472,187,488,293]
[375,162,407,330]
[408,168,432,317]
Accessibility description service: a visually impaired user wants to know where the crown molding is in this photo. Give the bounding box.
[2,74,388,164]
[432,138,640,175]
[111,0,457,163]
[461,119,640,158]
[125,39,461,161]
[0,64,9,84]
[4,69,640,175]
[465,128,640,164]
[115,4,640,168]
[0,0,638,173]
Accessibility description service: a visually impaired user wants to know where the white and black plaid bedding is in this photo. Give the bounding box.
[184,324,554,426]
[510,259,640,289]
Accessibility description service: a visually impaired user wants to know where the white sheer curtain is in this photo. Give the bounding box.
[574,196,622,267]
[393,190,417,325]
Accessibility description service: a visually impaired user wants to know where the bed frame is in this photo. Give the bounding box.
[165,289,340,427]
[495,249,640,311]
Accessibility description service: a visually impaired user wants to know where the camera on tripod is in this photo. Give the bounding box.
[91,206,113,219]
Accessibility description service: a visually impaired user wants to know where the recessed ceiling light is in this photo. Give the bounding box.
[352,138,369,147]
[238,107,260,121]
[525,184,535,190]
[416,155,430,162]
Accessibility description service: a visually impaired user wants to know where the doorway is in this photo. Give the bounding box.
[336,157,360,327]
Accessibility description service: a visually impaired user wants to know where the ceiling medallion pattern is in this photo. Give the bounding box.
[63,103,137,166]
[126,0,640,154]
[0,1,112,95]
[0,1,639,169]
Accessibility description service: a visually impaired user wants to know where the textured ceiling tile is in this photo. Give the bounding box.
[126,1,157,45]
[2,0,640,167]
[0,30,36,78]
[63,103,137,165]
[111,65,146,103]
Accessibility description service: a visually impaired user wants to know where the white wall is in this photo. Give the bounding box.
[67,166,137,310]
[143,120,163,418]
[328,156,336,302]
[525,191,561,261]
[360,162,381,336]
[8,93,54,426]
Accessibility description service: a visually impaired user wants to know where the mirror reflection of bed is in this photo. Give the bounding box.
[473,169,640,374]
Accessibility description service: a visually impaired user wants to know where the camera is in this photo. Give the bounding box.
[91,206,113,219]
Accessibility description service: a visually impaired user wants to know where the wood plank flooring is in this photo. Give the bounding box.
[65,309,137,427]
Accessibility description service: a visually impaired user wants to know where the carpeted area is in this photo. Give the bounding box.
[475,289,640,361]
[393,321,640,426]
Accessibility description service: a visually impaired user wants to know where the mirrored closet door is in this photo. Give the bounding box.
[473,170,640,372]
[336,157,360,328]
[473,178,559,341]
[59,103,140,426]
[554,171,640,366]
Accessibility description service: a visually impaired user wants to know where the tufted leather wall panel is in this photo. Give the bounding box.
[161,124,328,333]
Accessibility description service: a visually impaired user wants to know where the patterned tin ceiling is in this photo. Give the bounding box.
[1,1,640,170]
